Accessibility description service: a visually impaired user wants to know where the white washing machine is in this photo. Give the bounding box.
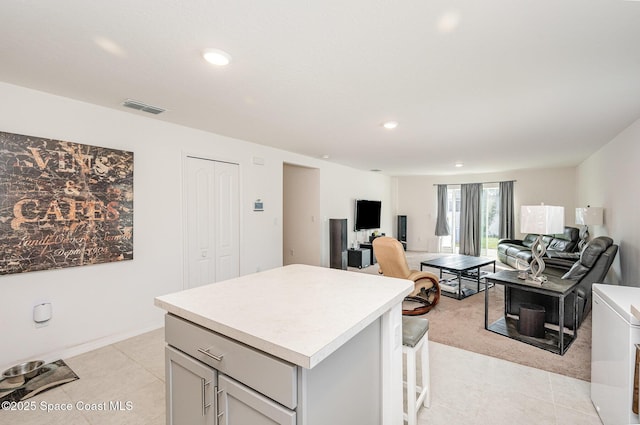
[591,284,640,425]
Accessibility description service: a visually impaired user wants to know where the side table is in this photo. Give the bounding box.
[484,270,579,355]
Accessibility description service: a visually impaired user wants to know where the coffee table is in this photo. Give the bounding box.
[484,270,579,355]
[420,255,496,300]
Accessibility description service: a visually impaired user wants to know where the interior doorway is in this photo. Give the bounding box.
[282,163,321,266]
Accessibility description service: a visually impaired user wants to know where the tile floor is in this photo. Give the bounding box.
[1,328,602,425]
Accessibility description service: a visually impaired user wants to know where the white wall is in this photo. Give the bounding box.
[576,117,640,286]
[394,168,577,251]
[320,170,394,252]
[0,82,393,369]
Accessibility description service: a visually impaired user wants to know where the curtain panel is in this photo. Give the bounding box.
[499,181,515,239]
[435,185,450,236]
[459,183,482,256]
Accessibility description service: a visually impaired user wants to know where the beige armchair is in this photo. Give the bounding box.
[372,237,440,315]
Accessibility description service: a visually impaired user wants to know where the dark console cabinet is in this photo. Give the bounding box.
[348,248,370,269]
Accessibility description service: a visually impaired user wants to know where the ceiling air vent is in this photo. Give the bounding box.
[122,99,166,115]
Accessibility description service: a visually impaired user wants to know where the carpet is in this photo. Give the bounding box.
[349,251,591,382]
[0,359,79,405]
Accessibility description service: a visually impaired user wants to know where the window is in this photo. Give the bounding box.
[481,184,499,257]
[440,186,459,253]
[440,184,500,257]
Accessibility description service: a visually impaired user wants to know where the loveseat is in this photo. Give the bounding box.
[505,236,618,329]
[497,226,580,268]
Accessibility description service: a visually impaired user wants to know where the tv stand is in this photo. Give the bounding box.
[367,236,405,251]
[358,243,377,265]
[348,248,370,268]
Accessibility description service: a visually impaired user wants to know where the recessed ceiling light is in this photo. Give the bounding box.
[203,48,232,66]
[93,36,127,58]
[455,162,464,168]
[437,11,461,33]
[382,121,398,129]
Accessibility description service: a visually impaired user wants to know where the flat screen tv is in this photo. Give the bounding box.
[355,200,381,230]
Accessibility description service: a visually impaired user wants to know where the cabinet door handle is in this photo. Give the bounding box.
[197,347,224,361]
[201,379,211,417]
[216,387,225,420]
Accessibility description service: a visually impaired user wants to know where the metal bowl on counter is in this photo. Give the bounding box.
[2,360,45,380]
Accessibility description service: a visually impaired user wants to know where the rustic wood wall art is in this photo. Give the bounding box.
[0,131,134,275]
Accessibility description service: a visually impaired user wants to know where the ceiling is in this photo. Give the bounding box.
[2,0,640,175]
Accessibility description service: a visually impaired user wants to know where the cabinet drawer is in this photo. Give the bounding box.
[165,314,297,410]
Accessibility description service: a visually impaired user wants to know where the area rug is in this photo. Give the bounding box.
[349,251,591,382]
[0,359,79,404]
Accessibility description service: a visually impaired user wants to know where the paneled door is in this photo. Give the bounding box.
[185,156,239,289]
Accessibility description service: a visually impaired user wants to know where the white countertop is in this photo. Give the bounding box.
[593,283,640,326]
[155,264,414,369]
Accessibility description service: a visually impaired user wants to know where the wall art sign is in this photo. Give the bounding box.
[0,131,134,275]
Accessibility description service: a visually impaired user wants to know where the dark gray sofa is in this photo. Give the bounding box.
[497,226,580,268]
[505,236,618,329]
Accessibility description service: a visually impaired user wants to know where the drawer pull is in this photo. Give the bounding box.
[197,347,224,361]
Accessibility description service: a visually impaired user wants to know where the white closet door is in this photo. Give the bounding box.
[186,157,239,289]
[213,161,240,282]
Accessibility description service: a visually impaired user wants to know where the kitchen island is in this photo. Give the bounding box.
[155,264,413,425]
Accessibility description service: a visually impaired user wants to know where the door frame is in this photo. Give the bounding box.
[181,152,243,289]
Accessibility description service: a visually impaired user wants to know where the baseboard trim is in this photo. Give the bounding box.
[1,321,164,371]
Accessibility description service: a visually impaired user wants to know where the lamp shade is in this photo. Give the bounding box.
[520,205,565,234]
[575,207,603,226]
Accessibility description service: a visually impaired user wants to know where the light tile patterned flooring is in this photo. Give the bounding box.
[1,328,602,425]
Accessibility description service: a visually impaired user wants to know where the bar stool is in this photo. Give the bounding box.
[402,316,430,425]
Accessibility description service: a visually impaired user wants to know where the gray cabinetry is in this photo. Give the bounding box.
[164,312,382,425]
[165,314,296,409]
[219,375,296,425]
[166,346,217,425]
[165,314,297,425]
[166,344,295,425]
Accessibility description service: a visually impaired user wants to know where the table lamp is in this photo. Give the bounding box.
[520,204,565,282]
[575,206,603,251]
